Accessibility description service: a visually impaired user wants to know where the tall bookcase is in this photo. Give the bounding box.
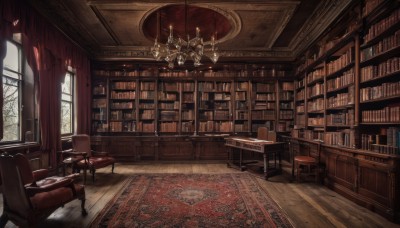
[290,0,400,221]
[91,65,293,137]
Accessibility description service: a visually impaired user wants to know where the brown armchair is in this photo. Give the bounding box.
[0,153,87,227]
[72,134,115,183]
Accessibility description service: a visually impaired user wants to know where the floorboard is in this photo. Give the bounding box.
[0,162,398,228]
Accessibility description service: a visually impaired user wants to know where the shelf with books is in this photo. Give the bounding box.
[251,81,276,133]
[158,81,180,134]
[92,80,108,133]
[108,80,137,133]
[277,81,294,133]
[181,81,195,134]
[233,80,250,134]
[139,80,156,134]
[358,3,400,156]
[197,80,232,134]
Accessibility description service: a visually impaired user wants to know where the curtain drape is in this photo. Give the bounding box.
[0,0,91,168]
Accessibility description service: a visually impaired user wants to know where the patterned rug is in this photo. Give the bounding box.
[90,173,293,227]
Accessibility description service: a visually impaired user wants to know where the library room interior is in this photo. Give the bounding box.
[1,0,400,227]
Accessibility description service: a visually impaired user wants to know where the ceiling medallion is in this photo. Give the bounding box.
[143,2,233,68]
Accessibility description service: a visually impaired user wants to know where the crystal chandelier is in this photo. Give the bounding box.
[151,2,220,68]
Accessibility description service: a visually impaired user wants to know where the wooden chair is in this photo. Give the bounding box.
[291,139,320,183]
[72,134,115,183]
[0,153,87,227]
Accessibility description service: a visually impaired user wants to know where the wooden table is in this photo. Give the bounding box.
[225,137,285,180]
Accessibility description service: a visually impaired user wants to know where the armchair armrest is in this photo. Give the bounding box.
[32,169,49,181]
[25,177,74,196]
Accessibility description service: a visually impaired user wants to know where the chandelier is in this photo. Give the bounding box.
[150,1,220,68]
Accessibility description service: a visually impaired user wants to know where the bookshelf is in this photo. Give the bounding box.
[251,81,276,133]
[234,80,250,134]
[359,5,400,155]
[139,80,156,134]
[92,79,108,133]
[277,81,294,133]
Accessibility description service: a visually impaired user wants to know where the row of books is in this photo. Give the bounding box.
[361,30,400,62]
[327,69,354,92]
[326,91,354,108]
[138,122,155,133]
[253,102,275,110]
[276,121,293,132]
[361,57,400,82]
[361,129,399,155]
[279,110,293,119]
[235,110,249,120]
[92,122,108,132]
[92,112,106,121]
[140,110,155,120]
[182,94,194,103]
[306,68,324,84]
[254,93,275,101]
[182,110,194,120]
[308,117,324,126]
[235,101,248,109]
[235,91,247,101]
[296,89,305,100]
[307,82,324,98]
[110,121,136,132]
[159,82,178,91]
[93,84,106,95]
[296,104,305,113]
[252,110,275,120]
[139,103,154,109]
[140,82,156,90]
[182,122,194,132]
[326,110,355,126]
[92,98,107,108]
[362,105,400,122]
[235,122,249,132]
[139,91,155,99]
[362,0,384,17]
[110,110,135,121]
[304,130,324,141]
[364,8,400,43]
[111,91,135,99]
[360,81,400,102]
[279,91,294,100]
[112,82,136,90]
[110,101,133,109]
[158,102,179,109]
[280,102,293,109]
[254,83,275,92]
[281,82,294,91]
[158,92,177,100]
[159,122,178,132]
[307,98,324,112]
[215,122,233,132]
[251,121,274,132]
[324,130,355,148]
[182,83,195,91]
[159,111,178,121]
[326,48,354,75]
[236,82,249,90]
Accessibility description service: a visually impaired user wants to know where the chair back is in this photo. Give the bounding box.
[0,153,33,218]
[72,134,92,157]
[257,127,268,140]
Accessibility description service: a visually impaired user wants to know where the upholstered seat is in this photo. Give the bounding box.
[0,153,87,227]
[72,134,115,183]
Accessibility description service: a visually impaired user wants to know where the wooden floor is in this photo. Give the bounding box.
[1,162,399,228]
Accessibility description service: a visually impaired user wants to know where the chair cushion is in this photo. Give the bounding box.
[77,156,115,169]
[30,187,74,210]
[294,156,316,164]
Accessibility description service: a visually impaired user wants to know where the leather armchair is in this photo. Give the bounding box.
[72,134,115,183]
[0,153,87,227]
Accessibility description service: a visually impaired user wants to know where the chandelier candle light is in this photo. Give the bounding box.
[151,2,220,68]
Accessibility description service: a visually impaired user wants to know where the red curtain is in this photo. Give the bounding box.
[0,0,91,168]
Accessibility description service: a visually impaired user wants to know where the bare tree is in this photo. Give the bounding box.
[2,77,19,141]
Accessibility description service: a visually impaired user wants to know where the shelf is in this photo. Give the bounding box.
[325,62,355,80]
[361,21,400,49]
[326,104,354,110]
[360,94,400,104]
[307,94,324,100]
[326,83,354,94]
[360,45,400,67]
[360,69,400,85]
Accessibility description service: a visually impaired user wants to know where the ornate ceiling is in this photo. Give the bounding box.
[28,0,355,63]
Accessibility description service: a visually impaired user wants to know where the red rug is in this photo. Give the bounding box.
[90,173,293,227]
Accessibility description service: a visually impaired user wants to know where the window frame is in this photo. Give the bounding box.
[60,71,75,136]
[1,40,23,144]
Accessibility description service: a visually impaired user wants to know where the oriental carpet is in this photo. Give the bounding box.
[90,173,293,227]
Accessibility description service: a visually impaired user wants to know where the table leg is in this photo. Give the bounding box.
[239,149,244,171]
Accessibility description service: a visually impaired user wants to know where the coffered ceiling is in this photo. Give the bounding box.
[28,0,355,63]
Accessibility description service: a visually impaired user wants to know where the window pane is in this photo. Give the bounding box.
[3,42,20,73]
[2,69,19,79]
[61,101,72,134]
[62,73,71,95]
[2,77,20,141]
[62,93,72,102]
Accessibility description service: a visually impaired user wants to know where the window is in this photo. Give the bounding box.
[61,72,74,135]
[2,41,22,142]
